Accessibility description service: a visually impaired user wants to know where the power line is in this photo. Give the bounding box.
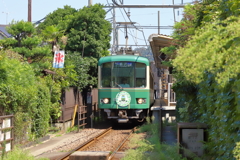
[108,0,196,53]
[119,28,145,41]
[113,0,148,46]
[104,4,185,8]
[118,8,138,45]
[116,25,173,29]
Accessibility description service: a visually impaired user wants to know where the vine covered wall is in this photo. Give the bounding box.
[173,16,240,159]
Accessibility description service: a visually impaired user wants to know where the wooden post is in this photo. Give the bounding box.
[71,105,78,127]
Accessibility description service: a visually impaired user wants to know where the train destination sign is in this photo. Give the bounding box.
[114,62,133,68]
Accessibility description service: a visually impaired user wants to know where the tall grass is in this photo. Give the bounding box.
[122,119,188,160]
[1,147,48,160]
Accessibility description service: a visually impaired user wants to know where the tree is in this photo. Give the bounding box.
[65,52,97,89]
[37,4,111,89]
[41,25,66,54]
[64,4,111,88]
[0,21,65,138]
[0,20,51,72]
[65,4,111,58]
[37,5,77,32]
[37,5,77,53]
[0,53,50,140]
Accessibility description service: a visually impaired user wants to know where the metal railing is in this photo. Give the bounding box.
[168,83,176,106]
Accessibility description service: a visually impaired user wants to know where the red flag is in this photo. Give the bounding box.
[53,51,65,68]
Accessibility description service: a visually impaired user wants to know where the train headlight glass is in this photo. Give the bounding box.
[137,98,145,104]
[102,98,109,104]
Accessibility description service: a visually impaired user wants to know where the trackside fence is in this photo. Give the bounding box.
[0,115,14,154]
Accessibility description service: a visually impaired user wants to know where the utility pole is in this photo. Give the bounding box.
[88,0,92,6]
[172,0,176,22]
[112,6,116,55]
[158,11,160,35]
[108,1,191,54]
[2,12,9,24]
[116,22,135,55]
[28,0,32,22]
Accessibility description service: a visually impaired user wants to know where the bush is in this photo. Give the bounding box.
[173,16,240,159]
[123,121,187,160]
[0,53,51,141]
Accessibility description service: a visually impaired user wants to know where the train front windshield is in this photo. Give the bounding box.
[101,62,146,88]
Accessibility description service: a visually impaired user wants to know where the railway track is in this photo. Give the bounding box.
[57,127,135,160]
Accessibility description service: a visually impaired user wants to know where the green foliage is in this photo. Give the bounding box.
[174,16,240,85]
[6,20,35,39]
[0,3,116,146]
[65,52,98,89]
[66,4,111,58]
[37,4,111,89]
[233,142,240,159]
[0,55,37,113]
[66,126,78,133]
[204,0,240,21]
[123,122,186,160]
[14,112,31,144]
[64,4,111,88]
[172,3,204,47]
[172,16,240,159]
[36,5,77,53]
[41,25,66,51]
[2,147,48,160]
[37,5,77,32]
[30,78,51,138]
[43,74,62,120]
[0,21,52,73]
[0,54,51,140]
[167,1,240,159]
[159,3,205,68]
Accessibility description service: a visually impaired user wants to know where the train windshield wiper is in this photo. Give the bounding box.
[115,82,123,90]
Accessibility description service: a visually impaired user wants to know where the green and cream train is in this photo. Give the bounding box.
[98,54,155,123]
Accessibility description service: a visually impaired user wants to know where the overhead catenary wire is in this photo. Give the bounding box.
[112,0,148,46]
[109,0,199,50]
[118,28,145,41]
[118,7,138,45]
[1,0,10,24]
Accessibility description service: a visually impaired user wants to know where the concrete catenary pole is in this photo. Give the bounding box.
[158,11,160,35]
[88,0,92,6]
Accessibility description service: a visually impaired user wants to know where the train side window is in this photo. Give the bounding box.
[135,63,146,87]
[136,78,145,87]
[101,62,111,88]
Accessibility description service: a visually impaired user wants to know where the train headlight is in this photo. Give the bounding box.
[102,98,110,104]
[137,98,145,104]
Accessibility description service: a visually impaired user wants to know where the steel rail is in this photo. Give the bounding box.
[60,127,112,160]
[108,127,137,160]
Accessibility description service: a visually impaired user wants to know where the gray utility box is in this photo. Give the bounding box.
[177,122,207,158]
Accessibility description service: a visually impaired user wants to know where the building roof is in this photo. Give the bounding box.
[148,34,173,69]
[0,25,11,38]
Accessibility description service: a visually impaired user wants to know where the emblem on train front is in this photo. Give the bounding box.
[116,91,131,107]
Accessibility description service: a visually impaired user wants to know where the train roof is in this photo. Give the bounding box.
[98,55,150,66]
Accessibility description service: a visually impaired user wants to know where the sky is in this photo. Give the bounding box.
[0,0,195,47]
